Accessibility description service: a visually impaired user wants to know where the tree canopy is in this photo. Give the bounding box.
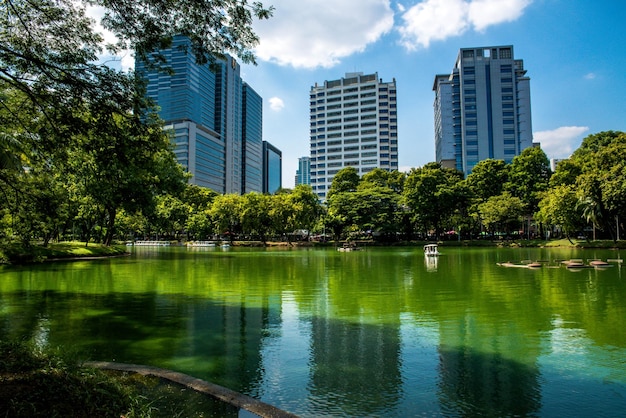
[1,0,272,246]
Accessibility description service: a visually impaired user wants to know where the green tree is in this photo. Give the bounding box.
[465,159,508,202]
[535,185,584,243]
[241,192,273,244]
[403,164,465,238]
[153,194,189,240]
[1,0,272,244]
[183,185,218,240]
[570,131,626,240]
[478,192,525,237]
[66,111,187,246]
[95,0,273,67]
[269,193,295,243]
[327,167,360,199]
[325,192,352,241]
[210,194,242,242]
[549,159,581,187]
[360,168,406,193]
[289,185,322,235]
[505,147,551,213]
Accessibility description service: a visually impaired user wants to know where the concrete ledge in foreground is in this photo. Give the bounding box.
[85,361,298,418]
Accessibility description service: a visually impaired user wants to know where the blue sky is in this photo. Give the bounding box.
[95,0,626,189]
[239,0,626,188]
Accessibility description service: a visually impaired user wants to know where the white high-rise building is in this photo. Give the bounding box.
[310,72,398,199]
[433,46,533,176]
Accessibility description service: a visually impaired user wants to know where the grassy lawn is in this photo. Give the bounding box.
[0,340,148,417]
[0,241,128,264]
[0,340,245,417]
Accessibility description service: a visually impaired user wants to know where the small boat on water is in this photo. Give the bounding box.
[131,240,171,246]
[497,261,542,269]
[562,259,588,269]
[424,244,440,257]
[498,258,620,270]
[588,259,612,268]
[338,242,361,252]
[187,241,216,247]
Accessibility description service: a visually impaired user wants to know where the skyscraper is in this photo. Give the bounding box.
[310,72,398,199]
[242,83,263,194]
[295,156,311,186]
[263,141,282,194]
[433,45,533,176]
[135,35,263,194]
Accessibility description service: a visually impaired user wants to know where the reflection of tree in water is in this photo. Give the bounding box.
[308,317,402,416]
[437,344,541,416]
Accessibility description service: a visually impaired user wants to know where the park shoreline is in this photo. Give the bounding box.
[2,239,625,265]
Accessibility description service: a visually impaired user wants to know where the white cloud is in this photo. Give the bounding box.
[253,0,394,68]
[467,0,532,31]
[398,0,532,50]
[269,97,285,112]
[398,0,470,50]
[584,72,596,80]
[534,126,589,160]
[86,6,134,71]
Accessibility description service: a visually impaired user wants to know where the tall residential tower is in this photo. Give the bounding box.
[310,72,398,199]
[433,46,533,176]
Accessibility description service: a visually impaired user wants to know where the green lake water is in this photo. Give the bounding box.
[1,246,626,417]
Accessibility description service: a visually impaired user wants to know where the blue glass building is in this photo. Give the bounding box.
[295,156,311,186]
[242,83,263,194]
[135,36,263,194]
[263,141,282,194]
[433,46,533,176]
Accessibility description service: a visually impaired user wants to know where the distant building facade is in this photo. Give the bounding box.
[242,83,263,194]
[310,72,398,199]
[135,35,263,194]
[295,156,311,186]
[433,46,533,176]
[263,141,282,194]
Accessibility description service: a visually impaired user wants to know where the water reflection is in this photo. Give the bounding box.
[438,345,541,416]
[1,247,626,416]
[308,317,402,416]
[424,255,438,272]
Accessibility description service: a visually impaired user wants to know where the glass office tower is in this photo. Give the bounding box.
[136,35,263,194]
[263,141,282,194]
[295,156,311,186]
[433,46,533,176]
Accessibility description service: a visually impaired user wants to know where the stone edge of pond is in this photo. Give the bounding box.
[84,361,299,418]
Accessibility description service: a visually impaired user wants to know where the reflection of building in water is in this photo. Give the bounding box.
[437,319,541,416]
[182,297,281,390]
[308,316,402,416]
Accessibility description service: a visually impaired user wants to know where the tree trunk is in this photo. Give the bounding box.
[104,207,117,246]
